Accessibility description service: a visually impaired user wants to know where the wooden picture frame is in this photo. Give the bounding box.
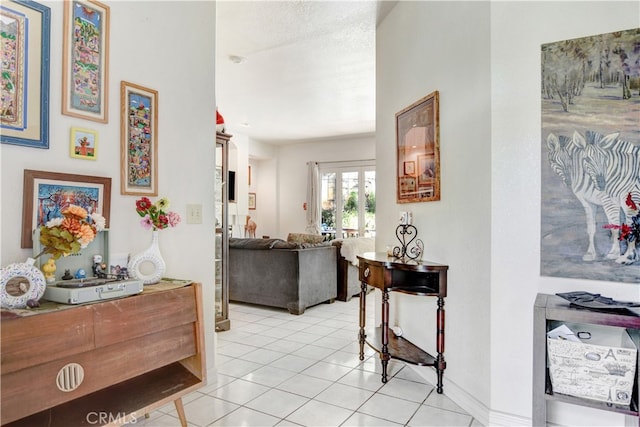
[248,192,256,210]
[21,169,111,248]
[0,0,50,149]
[396,90,440,203]
[120,81,158,196]
[61,0,110,123]
[70,127,98,160]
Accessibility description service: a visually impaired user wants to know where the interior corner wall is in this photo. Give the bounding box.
[0,1,218,378]
[376,0,492,419]
[490,2,640,426]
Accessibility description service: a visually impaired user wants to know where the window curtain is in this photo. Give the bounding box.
[305,161,321,234]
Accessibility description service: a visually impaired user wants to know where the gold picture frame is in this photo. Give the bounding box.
[396,90,440,203]
[120,81,158,196]
[61,0,110,123]
[248,192,256,210]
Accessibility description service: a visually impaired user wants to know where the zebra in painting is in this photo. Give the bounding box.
[579,131,640,265]
[547,132,621,261]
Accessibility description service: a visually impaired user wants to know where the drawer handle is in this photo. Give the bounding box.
[364,267,370,278]
[56,363,85,392]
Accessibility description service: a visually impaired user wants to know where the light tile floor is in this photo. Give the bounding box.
[136,296,483,427]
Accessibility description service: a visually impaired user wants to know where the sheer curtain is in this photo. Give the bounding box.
[305,161,321,234]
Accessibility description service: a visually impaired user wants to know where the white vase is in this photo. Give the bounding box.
[0,257,46,309]
[128,230,166,285]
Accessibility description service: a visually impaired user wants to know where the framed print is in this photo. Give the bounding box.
[61,0,110,123]
[396,90,440,203]
[21,169,111,248]
[0,0,50,148]
[120,80,158,196]
[70,127,98,160]
[403,161,415,176]
[248,192,256,210]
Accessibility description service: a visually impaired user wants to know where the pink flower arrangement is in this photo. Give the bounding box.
[135,196,181,231]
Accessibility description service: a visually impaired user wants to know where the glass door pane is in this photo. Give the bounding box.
[342,172,359,238]
[321,172,336,240]
[364,170,376,237]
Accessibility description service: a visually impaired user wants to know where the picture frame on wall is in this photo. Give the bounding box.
[396,90,440,203]
[120,81,158,196]
[70,127,98,160]
[61,0,110,123]
[0,0,50,149]
[248,193,256,210]
[21,169,111,248]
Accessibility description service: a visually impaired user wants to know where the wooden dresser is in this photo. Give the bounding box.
[1,282,205,426]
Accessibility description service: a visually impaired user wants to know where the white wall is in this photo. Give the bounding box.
[377,1,492,422]
[275,135,375,239]
[379,1,639,426]
[0,1,218,378]
[490,2,639,426]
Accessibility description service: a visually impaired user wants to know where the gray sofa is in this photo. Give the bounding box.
[229,238,337,314]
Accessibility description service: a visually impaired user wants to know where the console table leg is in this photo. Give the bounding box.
[381,289,390,383]
[436,296,446,393]
[359,281,367,361]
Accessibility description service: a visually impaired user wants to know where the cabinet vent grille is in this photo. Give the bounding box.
[56,363,85,392]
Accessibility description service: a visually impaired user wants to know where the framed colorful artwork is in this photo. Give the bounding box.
[120,81,158,196]
[21,169,111,248]
[61,0,110,123]
[248,193,256,210]
[70,127,98,160]
[0,0,50,148]
[396,90,440,203]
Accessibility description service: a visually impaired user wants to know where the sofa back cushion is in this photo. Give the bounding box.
[287,233,324,245]
[230,238,299,250]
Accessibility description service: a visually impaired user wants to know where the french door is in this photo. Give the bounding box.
[319,161,375,239]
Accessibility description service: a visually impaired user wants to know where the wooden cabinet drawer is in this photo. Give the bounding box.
[359,262,384,287]
[94,285,197,347]
[1,322,196,424]
[1,308,94,375]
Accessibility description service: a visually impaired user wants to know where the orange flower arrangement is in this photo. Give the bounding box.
[37,205,106,260]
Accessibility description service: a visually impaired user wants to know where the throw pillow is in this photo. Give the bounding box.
[287,233,324,244]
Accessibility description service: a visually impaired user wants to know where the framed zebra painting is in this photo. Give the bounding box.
[541,28,640,284]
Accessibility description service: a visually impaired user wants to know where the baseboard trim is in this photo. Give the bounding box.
[408,365,531,427]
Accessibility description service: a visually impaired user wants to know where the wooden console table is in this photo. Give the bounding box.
[357,252,448,392]
[1,282,205,426]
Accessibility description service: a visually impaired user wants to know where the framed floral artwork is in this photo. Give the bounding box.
[70,127,98,160]
[120,81,158,196]
[0,0,50,148]
[21,169,111,248]
[396,90,440,203]
[248,193,256,210]
[62,0,110,123]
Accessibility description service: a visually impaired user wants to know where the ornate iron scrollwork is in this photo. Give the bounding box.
[392,224,424,261]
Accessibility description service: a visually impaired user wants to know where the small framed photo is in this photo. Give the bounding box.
[403,161,416,176]
[396,90,440,203]
[248,192,256,210]
[120,81,158,196]
[70,127,98,160]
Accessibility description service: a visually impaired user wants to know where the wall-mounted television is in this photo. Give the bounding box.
[228,170,236,202]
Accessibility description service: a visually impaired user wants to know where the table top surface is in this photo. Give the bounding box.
[358,252,449,271]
